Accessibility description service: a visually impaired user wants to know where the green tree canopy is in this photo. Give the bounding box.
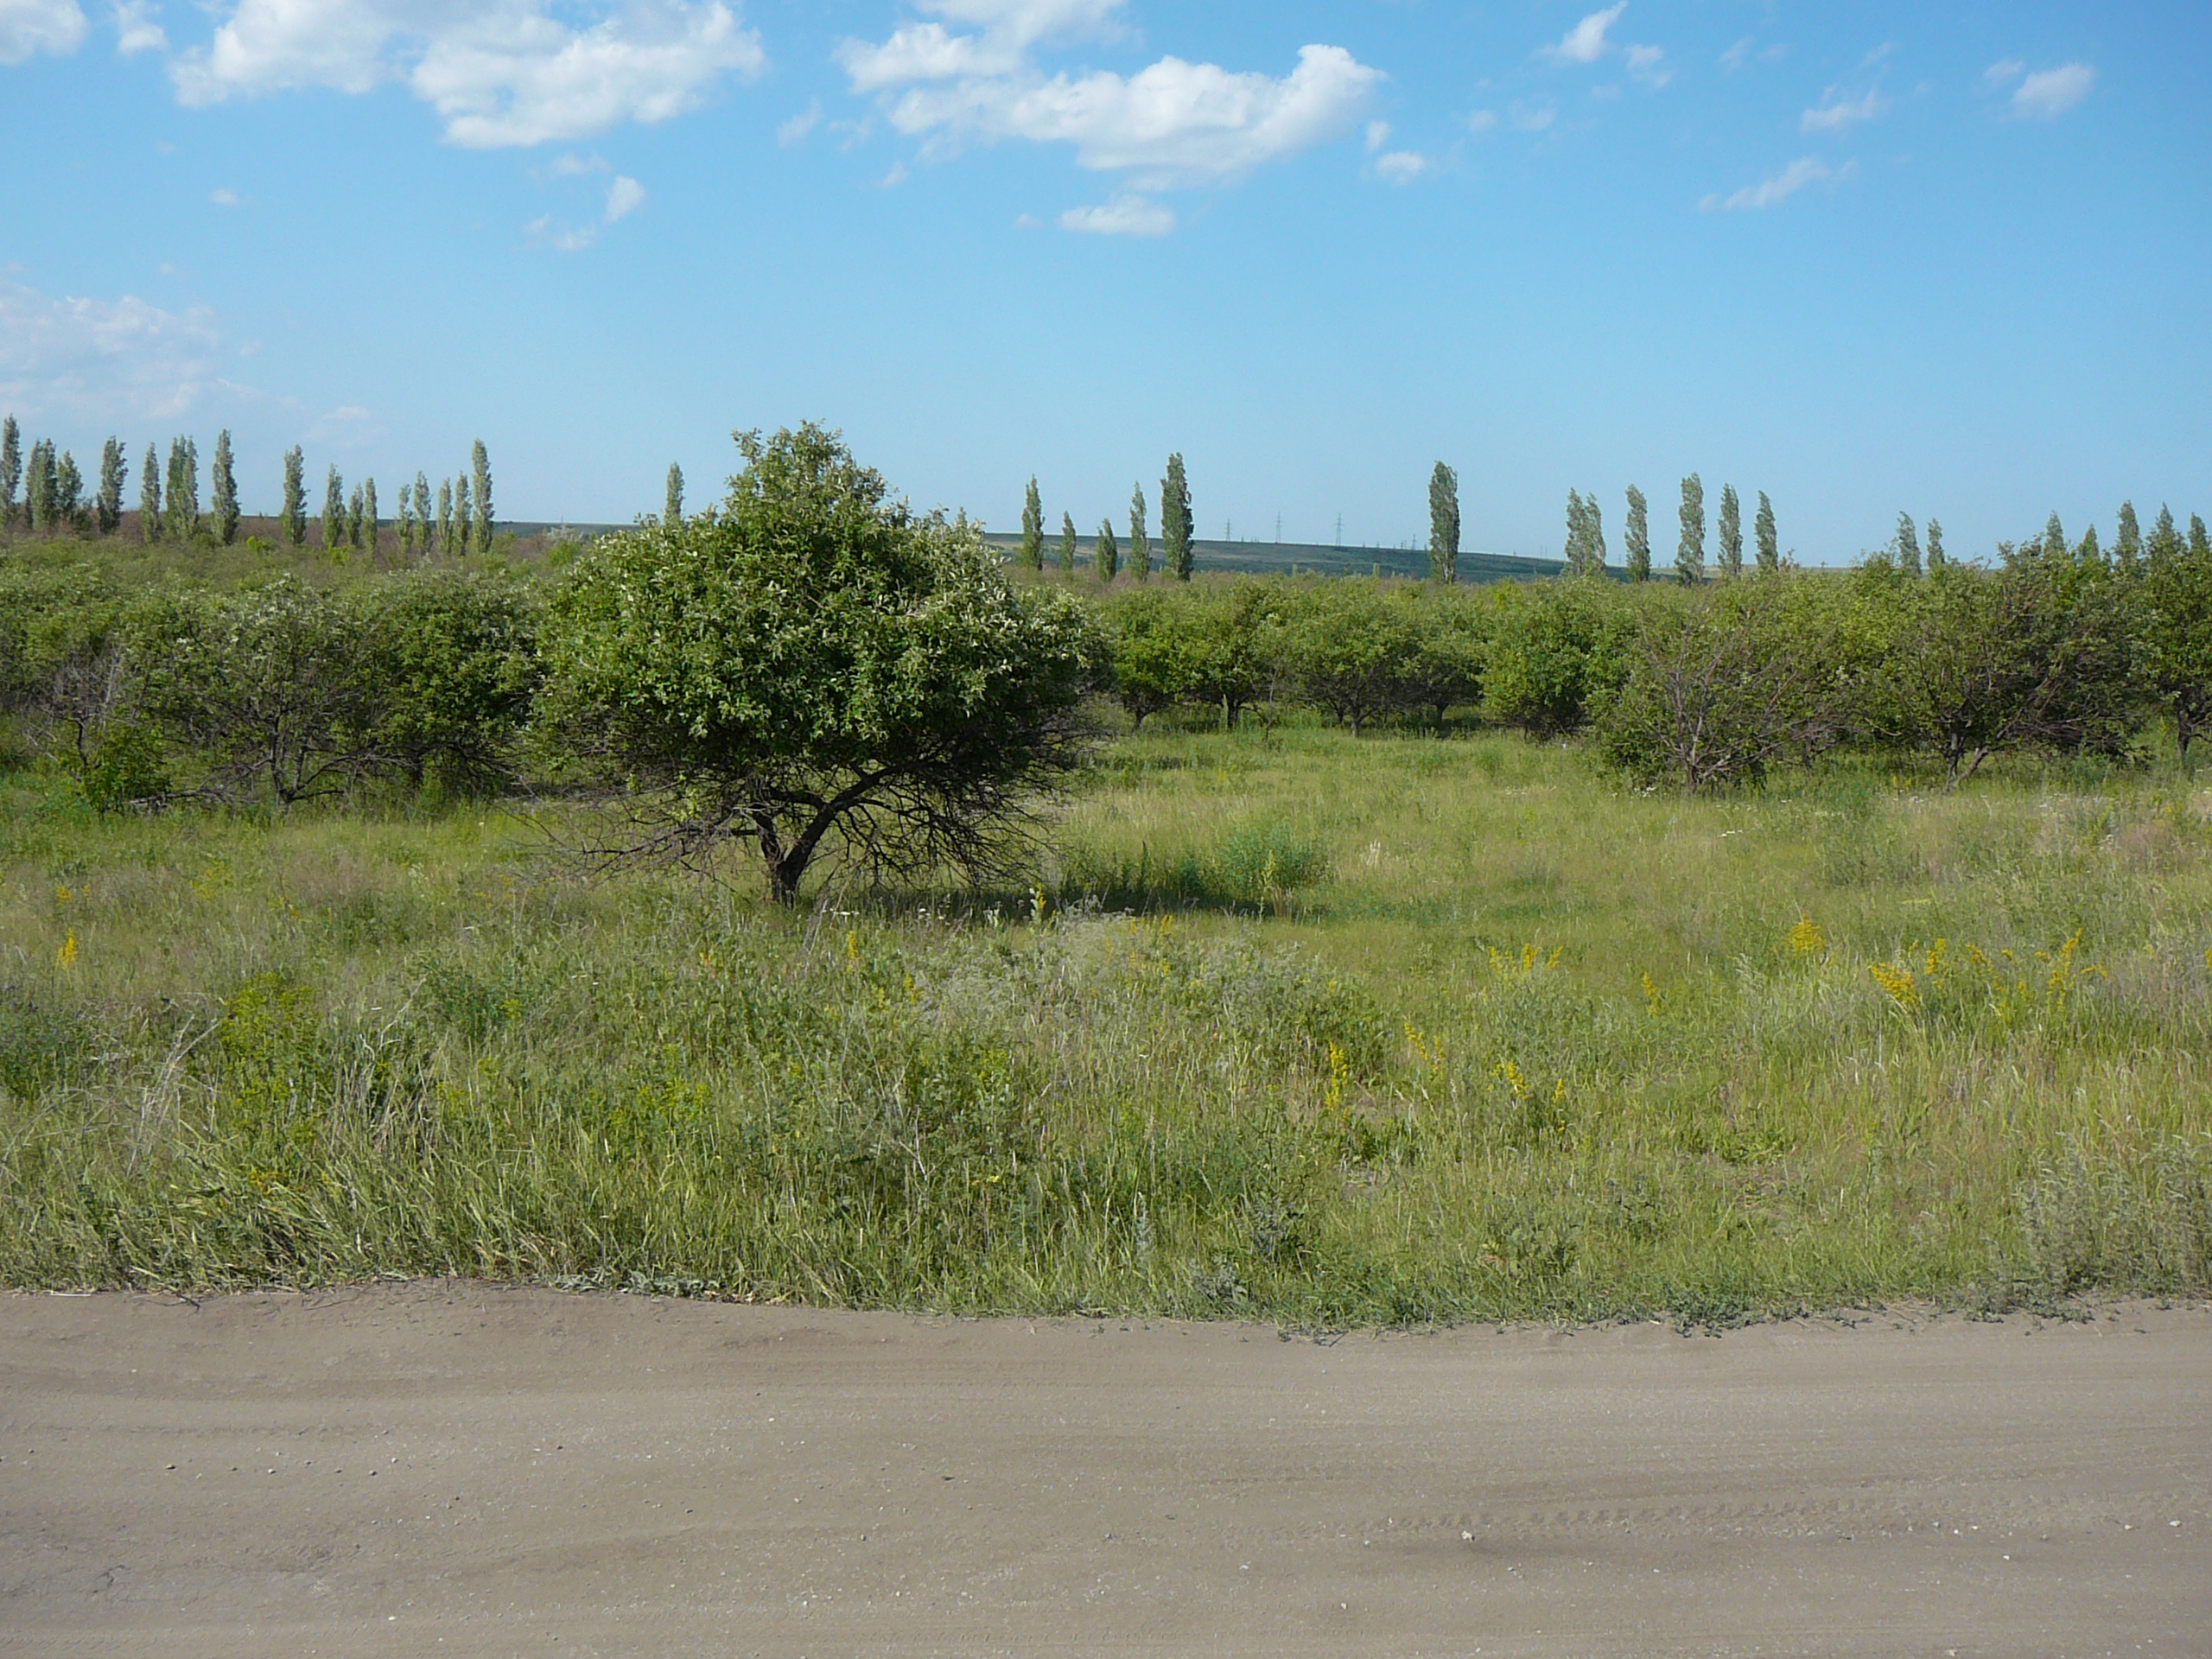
[538,424,1097,902]
[1428,461,1460,583]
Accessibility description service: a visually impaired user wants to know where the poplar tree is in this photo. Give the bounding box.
[470,440,493,550]
[1128,482,1149,578]
[1755,491,1779,572]
[1058,512,1077,575]
[413,474,432,556]
[665,462,684,525]
[0,416,18,529]
[1894,512,1922,575]
[1428,461,1460,582]
[322,465,346,550]
[1162,452,1193,580]
[1925,518,1945,571]
[96,437,126,535]
[1588,494,1607,572]
[1675,474,1705,584]
[1624,486,1651,582]
[455,474,474,555]
[2192,515,2210,560]
[397,482,416,559]
[167,436,200,542]
[347,485,365,548]
[1563,489,1588,574]
[2043,512,2067,559]
[23,442,50,531]
[360,477,378,556]
[54,450,84,528]
[1717,484,1743,578]
[2147,504,2183,566]
[143,442,162,541]
[211,429,239,544]
[1020,477,1045,570]
[437,479,454,556]
[1096,518,1117,579]
[2075,524,2101,566]
[2116,501,2143,574]
[282,448,307,547]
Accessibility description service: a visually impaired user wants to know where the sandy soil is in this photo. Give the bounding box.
[2,1286,2206,1658]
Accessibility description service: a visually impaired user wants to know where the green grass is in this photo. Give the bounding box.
[3,721,2209,1324]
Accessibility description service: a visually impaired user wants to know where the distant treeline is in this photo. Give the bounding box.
[0,415,498,560]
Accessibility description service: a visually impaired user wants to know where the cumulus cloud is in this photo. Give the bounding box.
[1,0,87,63]
[1542,3,1624,67]
[1624,43,1669,87]
[842,2,1382,190]
[777,97,821,146]
[2012,62,2094,119]
[111,0,162,55]
[0,276,226,421]
[603,173,645,219]
[1372,149,1427,185]
[1058,194,1173,236]
[1801,86,1887,134]
[170,1,766,148]
[1700,156,1853,212]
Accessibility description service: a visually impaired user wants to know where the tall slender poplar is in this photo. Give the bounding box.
[2043,512,2068,560]
[347,485,365,548]
[1095,518,1116,579]
[470,440,493,549]
[1162,453,1193,580]
[210,430,239,543]
[0,416,18,529]
[1894,512,1922,576]
[1717,484,1743,578]
[168,436,200,542]
[665,463,684,525]
[1428,461,1461,582]
[322,465,345,549]
[1128,482,1149,579]
[143,442,163,541]
[455,474,474,555]
[282,448,307,547]
[1925,518,1945,571]
[2116,501,2143,574]
[24,442,53,531]
[1754,491,1778,572]
[361,477,378,556]
[2192,515,2210,560]
[1020,478,1045,570]
[2147,505,2183,567]
[1624,486,1650,582]
[96,438,126,535]
[1058,512,1078,575]
[437,480,454,556]
[1563,490,1588,574]
[1675,474,1706,584]
[413,474,431,556]
[1588,494,1607,571]
[55,450,84,527]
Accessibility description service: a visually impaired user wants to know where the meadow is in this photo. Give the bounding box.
[5,717,2208,1325]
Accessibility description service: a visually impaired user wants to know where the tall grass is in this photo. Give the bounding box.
[3,723,2208,1323]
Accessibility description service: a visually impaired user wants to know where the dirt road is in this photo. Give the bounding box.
[3,1286,2206,1657]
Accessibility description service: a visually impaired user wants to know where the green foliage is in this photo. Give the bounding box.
[1101,585,1203,728]
[1891,512,1922,577]
[1755,491,1779,573]
[1092,518,1114,580]
[1162,453,1193,582]
[96,439,126,537]
[471,440,493,550]
[1058,512,1077,576]
[142,442,162,543]
[454,474,474,556]
[0,416,17,529]
[1717,484,1743,578]
[537,423,1097,901]
[1483,578,1627,735]
[166,437,199,543]
[2139,515,2212,760]
[665,462,683,526]
[360,477,378,557]
[1275,579,1428,734]
[1428,461,1459,583]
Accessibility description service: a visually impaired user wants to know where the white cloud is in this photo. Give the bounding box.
[841,3,1380,192]
[777,97,821,146]
[545,150,607,176]
[1365,118,1389,154]
[1984,58,2025,85]
[875,42,1383,186]
[1058,194,1173,236]
[1510,101,1555,133]
[170,1,766,149]
[0,276,225,421]
[2013,62,2094,119]
[209,186,240,206]
[111,0,162,55]
[1624,43,1669,87]
[1701,156,1853,212]
[603,174,645,220]
[1,0,87,63]
[1542,3,1624,67]
[1372,149,1427,185]
[525,213,597,251]
[1466,108,1497,133]
[1719,37,1751,71]
[1802,86,1887,134]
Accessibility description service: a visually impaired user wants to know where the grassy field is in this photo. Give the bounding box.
[3,720,2208,1324]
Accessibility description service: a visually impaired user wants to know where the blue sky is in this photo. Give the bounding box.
[3,1,2206,562]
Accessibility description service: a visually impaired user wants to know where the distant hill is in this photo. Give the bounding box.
[980,535,1569,582]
